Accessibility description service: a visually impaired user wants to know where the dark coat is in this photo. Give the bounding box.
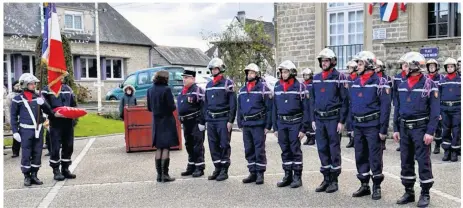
[119,85,137,119]
[147,83,179,148]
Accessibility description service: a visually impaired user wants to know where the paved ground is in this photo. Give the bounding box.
[3,133,461,208]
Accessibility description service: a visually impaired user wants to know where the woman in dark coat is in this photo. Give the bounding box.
[147,70,179,182]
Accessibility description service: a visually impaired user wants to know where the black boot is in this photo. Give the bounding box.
[161,159,175,182]
[315,174,330,192]
[352,183,371,197]
[62,164,76,179]
[442,150,450,161]
[216,167,229,181]
[382,140,386,151]
[417,188,430,207]
[255,172,264,185]
[53,167,65,181]
[326,173,339,193]
[433,142,441,154]
[290,170,302,188]
[303,134,310,145]
[372,184,382,200]
[242,172,257,183]
[192,167,204,178]
[396,146,401,151]
[277,170,293,187]
[396,187,415,204]
[346,134,354,148]
[307,134,315,145]
[30,171,43,185]
[155,159,162,182]
[11,153,19,158]
[451,151,458,162]
[208,167,221,180]
[181,164,195,176]
[23,172,31,186]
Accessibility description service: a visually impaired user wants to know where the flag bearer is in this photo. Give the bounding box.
[440,58,461,162]
[41,78,78,181]
[177,69,206,177]
[272,60,310,188]
[345,60,358,148]
[393,55,409,152]
[310,48,349,193]
[204,58,237,182]
[11,73,54,186]
[237,63,273,185]
[302,68,315,146]
[426,59,444,154]
[393,52,439,207]
[375,59,393,151]
[349,51,391,200]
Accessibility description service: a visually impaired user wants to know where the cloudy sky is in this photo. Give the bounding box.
[109,3,274,52]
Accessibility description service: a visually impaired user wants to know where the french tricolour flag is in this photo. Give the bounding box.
[380,3,399,22]
[42,3,67,96]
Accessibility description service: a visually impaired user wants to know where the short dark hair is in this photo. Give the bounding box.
[153,70,169,85]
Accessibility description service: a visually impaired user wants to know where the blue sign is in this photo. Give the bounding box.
[420,47,439,58]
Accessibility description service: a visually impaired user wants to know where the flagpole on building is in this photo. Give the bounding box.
[95,2,102,114]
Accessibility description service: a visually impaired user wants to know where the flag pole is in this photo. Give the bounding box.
[95,2,102,115]
[36,2,47,131]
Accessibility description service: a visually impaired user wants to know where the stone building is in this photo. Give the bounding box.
[274,3,461,75]
[152,46,211,77]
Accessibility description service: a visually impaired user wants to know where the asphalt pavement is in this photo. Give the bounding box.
[3,133,461,208]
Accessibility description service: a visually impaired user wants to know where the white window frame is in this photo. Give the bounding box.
[20,54,35,74]
[4,53,12,92]
[326,3,364,46]
[80,56,98,80]
[64,11,84,31]
[105,58,124,80]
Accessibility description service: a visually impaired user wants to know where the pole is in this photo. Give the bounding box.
[36,3,46,131]
[95,3,102,114]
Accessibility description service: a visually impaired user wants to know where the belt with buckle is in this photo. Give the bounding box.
[278,113,303,122]
[179,111,200,121]
[441,100,461,107]
[354,112,380,123]
[243,111,265,121]
[208,110,229,119]
[316,108,340,117]
[400,117,429,130]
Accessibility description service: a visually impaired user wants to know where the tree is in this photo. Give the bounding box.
[202,20,275,89]
[35,34,77,95]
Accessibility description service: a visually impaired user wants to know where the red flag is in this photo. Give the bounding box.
[368,3,375,15]
[400,3,407,12]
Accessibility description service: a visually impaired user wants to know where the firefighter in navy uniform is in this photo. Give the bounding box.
[393,52,439,207]
[237,63,273,185]
[11,73,54,186]
[426,59,444,154]
[440,58,461,162]
[457,57,461,75]
[177,69,206,177]
[349,51,391,200]
[41,78,78,181]
[345,60,358,148]
[375,59,393,151]
[311,48,349,193]
[272,60,310,188]
[302,68,316,146]
[204,58,237,182]
[393,55,409,152]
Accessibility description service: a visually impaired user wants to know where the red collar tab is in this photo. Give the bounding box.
[322,69,333,80]
[213,75,223,84]
[247,80,256,92]
[360,71,374,86]
[408,74,423,88]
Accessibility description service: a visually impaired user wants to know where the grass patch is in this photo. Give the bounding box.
[4,138,12,147]
[74,113,124,137]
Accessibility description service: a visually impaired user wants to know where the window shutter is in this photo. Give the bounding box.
[101,57,106,80]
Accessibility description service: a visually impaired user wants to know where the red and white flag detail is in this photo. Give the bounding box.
[380,3,399,22]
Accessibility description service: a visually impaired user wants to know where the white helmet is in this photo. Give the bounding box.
[317,48,337,70]
[278,60,297,77]
[302,68,313,76]
[355,51,377,73]
[402,52,426,75]
[244,63,260,73]
[19,73,39,89]
[346,60,358,72]
[207,58,226,73]
[426,59,439,73]
[444,57,457,73]
[458,57,461,63]
[376,59,385,72]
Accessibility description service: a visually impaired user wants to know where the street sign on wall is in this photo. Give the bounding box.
[373,28,387,40]
[420,47,439,58]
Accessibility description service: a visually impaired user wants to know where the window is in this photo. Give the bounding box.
[124,75,136,87]
[169,68,184,81]
[20,55,36,75]
[105,59,124,80]
[137,72,150,85]
[428,3,461,38]
[327,3,364,70]
[64,11,84,31]
[198,71,202,74]
[80,57,97,79]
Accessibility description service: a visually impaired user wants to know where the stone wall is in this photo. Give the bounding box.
[275,3,316,71]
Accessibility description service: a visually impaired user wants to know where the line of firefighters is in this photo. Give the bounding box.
[176,49,461,208]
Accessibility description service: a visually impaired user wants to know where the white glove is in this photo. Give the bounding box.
[36,97,44,105]
[13,133,21,142]
[198,124,206,131]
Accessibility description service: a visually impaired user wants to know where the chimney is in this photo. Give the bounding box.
[237,11,245,25]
